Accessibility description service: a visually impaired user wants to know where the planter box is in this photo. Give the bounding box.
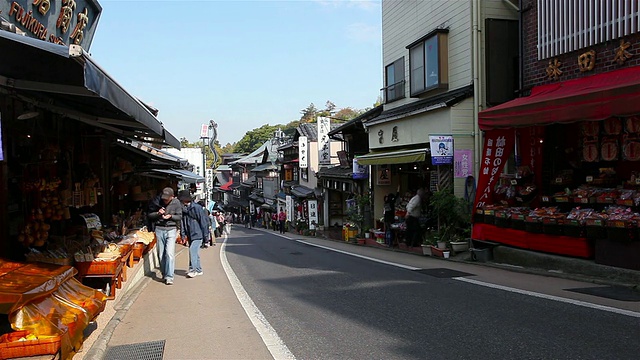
[430,246,450,258]
[450,241,469,253]
[421,245,432,256]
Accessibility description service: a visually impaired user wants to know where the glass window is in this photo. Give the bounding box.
[384,57,405,103]
[408,30,448,96]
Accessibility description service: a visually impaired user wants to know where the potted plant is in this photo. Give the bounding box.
[421,230,438,256]
[429,186,472,252]
[345,191,371,241]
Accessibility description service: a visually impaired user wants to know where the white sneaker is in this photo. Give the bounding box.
[187,271,203,278]
[165,278,173,285]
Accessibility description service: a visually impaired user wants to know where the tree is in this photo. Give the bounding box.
[234,124,281,153]
[333,107,361,121]
[300,103,318,123]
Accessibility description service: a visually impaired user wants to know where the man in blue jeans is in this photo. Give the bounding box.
[148,187,182,285]
[178,190,210,278]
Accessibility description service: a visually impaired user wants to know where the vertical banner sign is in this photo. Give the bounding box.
[318,116,331,165]
[473,129,515,210]
[299,136,308,169]
[308,200,318,230]
[286,195,294,222]
[352,159,368,179]
[249,201,255,215]
[429,135,454,165]
[200,124,209,138]
[0,112,3,161]
[454,149,473,178]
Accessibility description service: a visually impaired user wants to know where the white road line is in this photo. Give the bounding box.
[220,235,296,360]
[455,277,640,318]
[295,239,422,270]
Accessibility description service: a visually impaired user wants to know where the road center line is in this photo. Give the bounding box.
[455,277,640,318]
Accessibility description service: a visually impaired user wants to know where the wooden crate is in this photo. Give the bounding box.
[0,331,62,359]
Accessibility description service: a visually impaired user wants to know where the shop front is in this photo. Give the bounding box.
[0,2,182,356]
[474,66,640,270]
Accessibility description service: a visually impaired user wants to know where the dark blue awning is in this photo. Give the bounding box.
[0,30,180,148]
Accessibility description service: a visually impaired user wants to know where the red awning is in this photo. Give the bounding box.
[219,179,233,191]
[479,66,640,130]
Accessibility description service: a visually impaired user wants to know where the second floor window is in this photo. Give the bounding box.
[384,57,405,103]
[408,29,448,96]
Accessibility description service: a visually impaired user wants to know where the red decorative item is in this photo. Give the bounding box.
[582,121,600,137]
[622,134,640,161]
[625,116,640,133]
[600,137,618,161]
[603,118,622,135]
[582,140,599,162]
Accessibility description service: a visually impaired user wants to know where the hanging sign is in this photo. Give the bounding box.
[0,112,3,161]
[318,116,331,165]
[299,136,308,169]
[377,166,391,185]
[454,149,473,178]
[474,129,516,210]
[308,200,318,230]
[286,195,294,222]
[429,135,454,165]
[352,158,368,179]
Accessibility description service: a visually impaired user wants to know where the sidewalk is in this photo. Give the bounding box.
[77,226,640,359]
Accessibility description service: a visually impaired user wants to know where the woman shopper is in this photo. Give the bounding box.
[178,190,210,278]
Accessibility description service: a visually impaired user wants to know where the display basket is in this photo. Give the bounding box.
[615,199,635,206]
[596,196,615,204]
[0,331,62,359]
[606,220,638,242]
[542,217,564,235]
[510,214,526,230]
[474,209,484,223]
[494,210,511,228]
[524,216,543,233]
[573,197,594,204]
[585,219,607,240]
[483,209,495,225]
[75,259,121,276]
[553,196,570,203]
[132,242,146,260]
[564,219,586,238]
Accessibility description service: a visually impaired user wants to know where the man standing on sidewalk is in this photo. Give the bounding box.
[178,190,210,278]
[148,187,182,285]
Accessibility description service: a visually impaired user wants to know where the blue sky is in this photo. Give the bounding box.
[89,0,382,146]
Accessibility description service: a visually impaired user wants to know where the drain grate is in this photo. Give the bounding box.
[104,340,165,360]
[413,268,474,278]
[565,286,640,302]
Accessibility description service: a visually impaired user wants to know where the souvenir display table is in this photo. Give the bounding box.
[74,257,124,300]
[0,260,106,359]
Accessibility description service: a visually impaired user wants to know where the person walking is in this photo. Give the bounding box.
[177,190,209,278]
[148,187,182,285]
[405,188,425,247]
[278,208,287,234]
[224,212,233,234]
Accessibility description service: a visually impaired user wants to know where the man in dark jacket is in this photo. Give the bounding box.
[148,187,182,285]
[177,190,209,278]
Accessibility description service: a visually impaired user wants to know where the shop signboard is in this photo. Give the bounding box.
[1,0,102,50]
[474,129,516,210]
[429,135,454,165]
[454,149,473,178]
[308,200,318,230]
[286,195,294,222]
[352,158,368,179]
[249,200,255,215]
[299,136,308,169]
[377,166,391,185]
[317,116,331,165]
[0,113,3,161]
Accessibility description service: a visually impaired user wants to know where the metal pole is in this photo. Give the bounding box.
[202,138,207,202]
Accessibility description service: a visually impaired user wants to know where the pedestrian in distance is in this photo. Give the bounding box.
[177,190,209,278]
[278,208,287,234]
[405,188,425,247]
[147,187,182,285]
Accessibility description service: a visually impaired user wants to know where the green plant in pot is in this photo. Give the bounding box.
[429,186,471,250]
[346,191,371,239]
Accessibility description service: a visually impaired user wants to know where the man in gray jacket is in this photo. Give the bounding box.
[148,187,182,285]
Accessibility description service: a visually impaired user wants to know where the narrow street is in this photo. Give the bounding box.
[222,228,640,360]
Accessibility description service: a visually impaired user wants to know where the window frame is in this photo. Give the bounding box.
[407,29,449,97]
[383,57,405,103]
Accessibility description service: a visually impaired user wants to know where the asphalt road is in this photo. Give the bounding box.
[225,228,640,360]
